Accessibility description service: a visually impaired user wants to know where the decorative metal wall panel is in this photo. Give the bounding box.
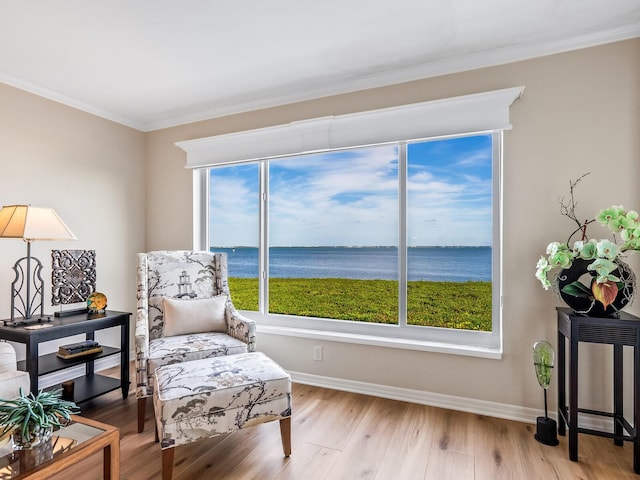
[51,250,96,305]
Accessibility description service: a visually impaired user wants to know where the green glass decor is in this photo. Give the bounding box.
[533,340,554,389]
[533,340,559,446]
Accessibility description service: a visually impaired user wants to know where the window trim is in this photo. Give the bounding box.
[178,87,523,169]
[254,323,503,359]
[196,131,502,356]
[184,88,524,357]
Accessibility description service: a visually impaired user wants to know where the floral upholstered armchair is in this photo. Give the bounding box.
[135,250,256,432]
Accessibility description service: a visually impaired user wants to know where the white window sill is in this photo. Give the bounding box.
[256,324,503,360]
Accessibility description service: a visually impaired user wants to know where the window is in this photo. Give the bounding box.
[209,133,495,332]
[182,87,523,355]
[209,163,260,311]
[406,135,493,331]
[268,145,399,324]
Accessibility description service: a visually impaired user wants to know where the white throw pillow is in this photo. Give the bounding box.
[162,295,228,336]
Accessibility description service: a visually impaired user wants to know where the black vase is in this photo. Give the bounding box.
[556,258,635,317]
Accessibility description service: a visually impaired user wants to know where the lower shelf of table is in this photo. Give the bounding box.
[18,346,121,376]
[46,374,123,404]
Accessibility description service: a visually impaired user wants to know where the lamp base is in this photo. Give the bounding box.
[534,416,559,446]
[3,315,52,327]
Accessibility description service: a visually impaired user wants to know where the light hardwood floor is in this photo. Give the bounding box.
[48,367,636,480]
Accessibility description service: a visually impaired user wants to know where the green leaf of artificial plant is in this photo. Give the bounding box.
[561,281,594,298]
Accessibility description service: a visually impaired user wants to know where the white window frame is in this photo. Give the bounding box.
[181,87,524,358]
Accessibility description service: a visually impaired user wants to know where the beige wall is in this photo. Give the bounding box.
[0,83,145,356]
[4,37,635,414]
[145,38,640,414]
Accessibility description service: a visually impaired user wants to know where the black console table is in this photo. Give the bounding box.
[557,307,640,474]
[0,310,130,403]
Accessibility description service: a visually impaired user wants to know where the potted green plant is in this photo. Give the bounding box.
[535,174,639,315]
[0,389,79,449]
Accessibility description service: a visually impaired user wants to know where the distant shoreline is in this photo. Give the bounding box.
[213,245,492,282]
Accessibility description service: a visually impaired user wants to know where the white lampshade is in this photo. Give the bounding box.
[0,205,77,241]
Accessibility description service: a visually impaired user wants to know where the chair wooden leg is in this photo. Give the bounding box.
[162,448,175,480]
[138,397,147,433]
[280,417,291,457]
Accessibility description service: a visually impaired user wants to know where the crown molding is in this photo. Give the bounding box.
[0,72,145,131]
[1,24,638,133]
[144,25,640,131]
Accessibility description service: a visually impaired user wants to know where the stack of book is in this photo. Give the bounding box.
[57,340,103,359]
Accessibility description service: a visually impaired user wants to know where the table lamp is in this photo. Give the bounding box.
[0,205,77,324]
[533,340,559,446]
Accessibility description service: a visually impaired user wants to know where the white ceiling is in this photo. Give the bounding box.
[1,1,639,132]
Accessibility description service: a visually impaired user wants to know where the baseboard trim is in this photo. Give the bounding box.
[40,358,612,433]
[290,370,613,432]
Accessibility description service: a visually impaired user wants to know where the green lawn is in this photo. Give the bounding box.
[228,277,492,331]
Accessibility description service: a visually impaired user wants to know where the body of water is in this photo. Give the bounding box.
[212,246,491,282]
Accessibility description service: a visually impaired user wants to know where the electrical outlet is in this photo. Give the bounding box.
[313,345,323,361]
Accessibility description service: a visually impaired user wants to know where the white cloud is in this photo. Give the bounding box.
[268,146,399,245]
[211,140,492,247]
[210,173,259,246]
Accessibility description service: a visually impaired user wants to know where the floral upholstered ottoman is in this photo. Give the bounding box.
[153,351,292,480]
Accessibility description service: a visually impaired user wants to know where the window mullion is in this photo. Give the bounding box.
[259,161,269,314]
[398,143,408,328]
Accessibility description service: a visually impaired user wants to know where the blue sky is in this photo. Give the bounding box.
[210,133,493,247]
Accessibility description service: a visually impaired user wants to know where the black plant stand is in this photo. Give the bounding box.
[557,307,640,474]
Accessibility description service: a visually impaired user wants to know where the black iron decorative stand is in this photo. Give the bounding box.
[6,240,49,326]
